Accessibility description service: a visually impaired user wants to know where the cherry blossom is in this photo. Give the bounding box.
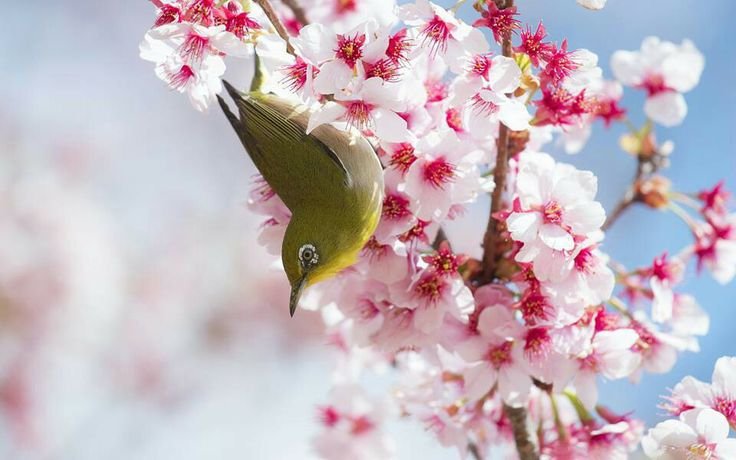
[611,36,705,126]
[642,408,736,459]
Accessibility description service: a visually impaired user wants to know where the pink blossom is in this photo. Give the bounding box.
[611,37,704,126]
[641,408,736,459]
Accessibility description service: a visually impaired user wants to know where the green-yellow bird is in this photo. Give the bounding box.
[217,82,384,317]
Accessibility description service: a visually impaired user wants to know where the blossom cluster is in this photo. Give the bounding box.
[139,0,731,458]
[643,357,736,459]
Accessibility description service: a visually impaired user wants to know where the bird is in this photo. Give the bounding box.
[217,82,384,317]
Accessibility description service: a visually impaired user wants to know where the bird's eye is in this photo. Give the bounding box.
[299,244,319,267]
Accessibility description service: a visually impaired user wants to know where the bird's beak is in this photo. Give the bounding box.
[289,274,307,317]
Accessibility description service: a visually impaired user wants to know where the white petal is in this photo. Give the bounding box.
[306,102,346,133]
[489,56,521,94]
[610,50,644,86]
[463,364,496,401]
[506,212,542,243]
[694,408,730,443]
[594,329,639,352]
[577,0,607,9]
[211,31,251,57]
[313,60,354,95]
[644,92,688,127]
[539,224,574,251]
[712,356,736,395]
[662,40,704,93]
[372,108,410,142]
[290,23,336,63]
[498,99,532,131]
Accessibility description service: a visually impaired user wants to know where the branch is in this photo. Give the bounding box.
[281,0,309,26]
[468,442,483,460]
[253,0,296,55]
[504,404,538,460]
[602,158,645,231]
[480,0,515,284]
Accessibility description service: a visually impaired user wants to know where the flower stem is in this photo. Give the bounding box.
[253,0,296,55]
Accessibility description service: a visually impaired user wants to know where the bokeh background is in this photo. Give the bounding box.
[1,0,734,458]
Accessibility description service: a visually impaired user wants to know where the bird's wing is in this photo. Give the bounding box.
[218,82,352,210]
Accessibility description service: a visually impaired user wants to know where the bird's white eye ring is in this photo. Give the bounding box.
[299,244,319,267]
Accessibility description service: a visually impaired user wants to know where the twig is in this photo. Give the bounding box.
[601,159,645,231]
[468,442,483,460]
[479,0,515,284]
[432,226,449,250]
[253,0,296,55]
[281,0,309,26]
[504,404,538,460]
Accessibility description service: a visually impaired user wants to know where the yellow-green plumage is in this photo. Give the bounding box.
[217,82,384,316]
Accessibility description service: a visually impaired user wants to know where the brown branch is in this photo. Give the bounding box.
[477,2,539,459]
[281,0,309,26]
[504,404,538,460]
[479,0,515,284]
[253,0,296,55]
[468,442,483,460]
[601,158,645,231]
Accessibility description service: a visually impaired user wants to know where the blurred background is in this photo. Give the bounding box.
[0,0,734,458]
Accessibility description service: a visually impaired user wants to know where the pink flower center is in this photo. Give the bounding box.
[651,253,675,281]
[318,405,340,427]
[422,158,455,189]
[281,58,310,91]
[386,30,412,64]
[640,73,671,96]
[469,54,491,78]
[486,341,514,369]
[335,33,366,68]
[524,328,551,361]
[540,40,578,84]
[180,33,210,63]
[226,12,261,39]
[574,246,596,273]
[427,247,459,276]
[445,108,463,132]
[414,274,445,303]
[519,291,552,324]
[471,93,499,115]
[687,443,716,459]
[543,201,563,224]
[350,415,374,435]
[712,397,736,427]
[389,143,417,173]
[516,23,553,67]
[400,219,430,244]
[154,4,180,27]
[579,353,600,372]
[335,0,357,14]
[421,15,451,55]
[425,79,449,102]
[357,298,381,322]
[168,65,195,90]
[345,101,374,131]
[184,0,214,25]
[382,194,411,220]
[365,59,400,82]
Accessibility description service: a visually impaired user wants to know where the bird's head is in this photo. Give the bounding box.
[282,213,366,317]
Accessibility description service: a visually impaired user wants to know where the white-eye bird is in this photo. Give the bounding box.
[218,82,384,316]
